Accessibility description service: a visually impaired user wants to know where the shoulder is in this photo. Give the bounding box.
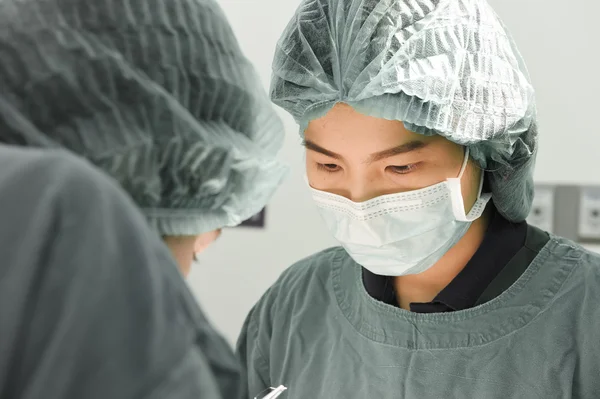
[546,236,600,302]
[570,243,600,286]
[0,146,168,286]
[276,246,346,292]
[270,246,348,306]
[0,147,136,240]
[243,246,347,328]
[238,246,348,366]
[0,146,130,211]
[0,146,101,182]
[0,146,82,193]
[551,237,600,278]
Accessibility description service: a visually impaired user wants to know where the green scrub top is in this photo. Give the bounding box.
[237,228,600,398]
[0,146,240,399]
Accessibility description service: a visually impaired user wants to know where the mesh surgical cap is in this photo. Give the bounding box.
[0,0,287,235]
[271,0,538,222]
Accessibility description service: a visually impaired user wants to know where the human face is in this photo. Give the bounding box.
[163,229,222,277]
[304,103,482,211]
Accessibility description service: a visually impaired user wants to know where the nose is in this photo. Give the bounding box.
[346,178,379,203]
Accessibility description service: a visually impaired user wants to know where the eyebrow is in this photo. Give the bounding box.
[302,139,428,163]
[368,140,428,162]
[302,139,342,160]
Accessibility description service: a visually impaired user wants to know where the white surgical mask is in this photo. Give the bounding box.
[308,148,491,276]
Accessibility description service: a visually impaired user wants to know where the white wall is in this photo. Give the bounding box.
[188,0,600,346]
[487,0,600,185]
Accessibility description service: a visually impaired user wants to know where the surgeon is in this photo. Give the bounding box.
[0,0,286,276]
[0,0,286,397]
[237,0,600,397]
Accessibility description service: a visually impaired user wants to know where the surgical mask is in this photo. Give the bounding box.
[308,148,492,276]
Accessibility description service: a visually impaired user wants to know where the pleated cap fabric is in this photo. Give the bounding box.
[271,0,538,222]
[0,0,288,235]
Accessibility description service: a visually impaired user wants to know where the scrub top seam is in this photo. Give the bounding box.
[246,312,271,379]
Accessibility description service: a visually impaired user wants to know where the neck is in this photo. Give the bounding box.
[394,206,492,310]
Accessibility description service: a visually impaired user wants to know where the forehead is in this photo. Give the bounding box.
[305,103,437,149]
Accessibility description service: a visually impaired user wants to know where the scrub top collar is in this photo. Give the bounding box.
[362,204,529,312]
[332,228,577,349]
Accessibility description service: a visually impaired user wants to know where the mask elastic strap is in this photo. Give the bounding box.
[448,146,488,222]
[476,164,485,196]
[460,147,486,199]
[457,147,470,179]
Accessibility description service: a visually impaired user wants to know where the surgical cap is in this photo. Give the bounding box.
[0,0,287,235]
[271,0,538,222]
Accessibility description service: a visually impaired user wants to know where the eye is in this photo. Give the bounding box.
[387,164,419,175]
[316,163,341,173]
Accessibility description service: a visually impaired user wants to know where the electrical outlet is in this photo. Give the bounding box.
[578,187,600,240]
[527,186,555,232]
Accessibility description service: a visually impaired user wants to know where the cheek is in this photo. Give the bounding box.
[163,237,196,277]
[194,230,220,254]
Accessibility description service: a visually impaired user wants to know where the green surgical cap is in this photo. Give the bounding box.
[0,0,287,235]
[271,0,538,222]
